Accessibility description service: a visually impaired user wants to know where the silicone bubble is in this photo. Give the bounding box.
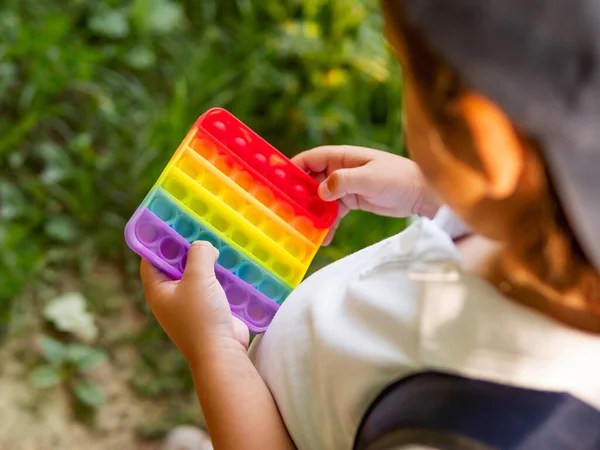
[232,231,249,248]
[263,222,284,245]
[273,202,295,223]
[234,136,248,149]
[197,231,221,249]
[252,153,268,169]
[253,245,270,264]
[273,168,287,186]
[273,261,292,280]
[174,214,198,241]
[135,221,162,247]
[190,137,218,162]
[253,186,275,208]
[211,215,229,233]
[293,216,317,241]
[246,302,270,327]
[233,171,253,191]
[306,196,327,219]
[237,263,262,285]
[243,206,264,228]
[223,191,243,211]
[215,156,235,177]
[258,279,285,304]
[163,177,188,202]
[196,108,338,229]
[125,108,343,333]
[147,189,293,303]
[188,197,208,216]
[291,183,308,201]
[124,207,279,333]
[159,237,184,262]
[149,196,177,223]
[203,173,223,196]
[283,239,305,261]
[178,157,200,180]
[124,208,186,279]
[226,284,248,309]
[159,163,307,285]
[218,247,240,271]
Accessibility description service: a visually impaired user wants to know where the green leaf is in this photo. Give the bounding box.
[43,292,98,342]
[88,8,130,39]
[133,0,183,35]
[28,365,61,389]
[39,335,66,365]
[148,0,183,34]
[0,181,26,220]
[66,344,107,372]
[125,46,156,69]
[44,216,79,243]
[73,380,105,408]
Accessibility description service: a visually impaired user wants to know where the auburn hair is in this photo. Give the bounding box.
[381,0,600,320]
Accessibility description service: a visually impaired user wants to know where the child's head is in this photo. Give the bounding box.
[382,0,600,315]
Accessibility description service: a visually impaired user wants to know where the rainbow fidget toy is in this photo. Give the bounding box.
[124,108,338,333]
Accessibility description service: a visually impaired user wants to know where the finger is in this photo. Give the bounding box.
[140,259,172,286]
[232,316,250,350]
[322,205,349,246]
[311,171,327,184]
[182,241,219,282]
[140,259,176,301]
[292,146,373,174]
[318,163,380,201]
[323,225,337,246]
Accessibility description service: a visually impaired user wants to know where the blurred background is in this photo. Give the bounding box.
[0,0,404,448]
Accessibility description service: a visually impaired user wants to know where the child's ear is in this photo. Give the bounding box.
[457,93,525,199]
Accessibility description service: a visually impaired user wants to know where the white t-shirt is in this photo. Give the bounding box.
[248,208,600,450]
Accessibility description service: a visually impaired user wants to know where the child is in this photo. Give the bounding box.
[141,0,600,448]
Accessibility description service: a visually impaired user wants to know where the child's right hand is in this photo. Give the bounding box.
[293,145,441,245]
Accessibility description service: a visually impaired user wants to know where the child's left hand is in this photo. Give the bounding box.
[140,241,250,366]
[142,243,293,450]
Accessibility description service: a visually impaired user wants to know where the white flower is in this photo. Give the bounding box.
[43,292,98,343]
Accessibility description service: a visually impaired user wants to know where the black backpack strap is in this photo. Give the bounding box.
[354,371,600,450]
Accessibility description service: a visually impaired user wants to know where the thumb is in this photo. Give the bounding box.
[182,241,219,283]
[318,163,379,201]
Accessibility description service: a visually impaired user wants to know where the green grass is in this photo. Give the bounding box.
[1,2,407,427]
[0,0,405,325]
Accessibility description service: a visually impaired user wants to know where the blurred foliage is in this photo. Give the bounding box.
[0,0,405,426]
[28,335,107,412]
[0,0,404,324]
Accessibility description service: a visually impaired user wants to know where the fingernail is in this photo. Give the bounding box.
[319,182,332,200]
[192,241,212,249]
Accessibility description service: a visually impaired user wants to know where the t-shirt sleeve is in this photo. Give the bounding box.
[432,205,472,240]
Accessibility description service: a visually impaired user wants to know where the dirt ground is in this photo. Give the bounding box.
[0,344,163,450]
[0,267,177,450]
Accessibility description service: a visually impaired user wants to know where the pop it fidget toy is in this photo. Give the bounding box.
[125,108,338,333]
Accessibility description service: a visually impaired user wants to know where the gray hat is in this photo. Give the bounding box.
[401,0,600,271]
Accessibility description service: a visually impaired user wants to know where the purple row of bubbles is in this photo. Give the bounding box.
[124,207,279,333]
